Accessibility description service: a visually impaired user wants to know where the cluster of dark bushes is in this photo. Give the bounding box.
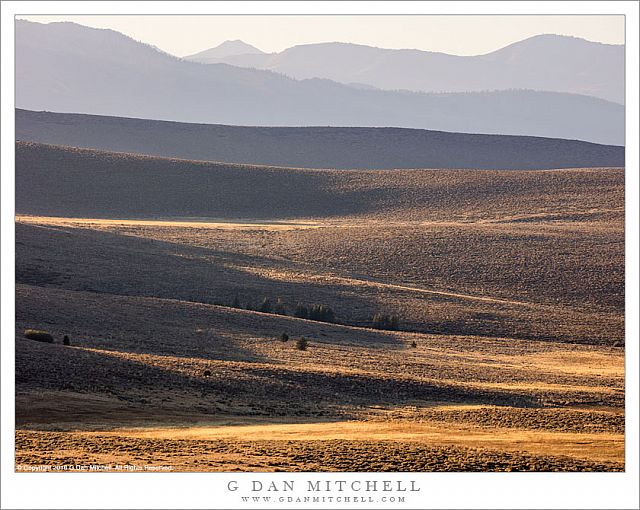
[258,298,287,314]
[23,329,71,346]
[230,295,288,316]
[294,303,335,323]
[230,294,336,324]
[230,294,407,333]
[371,313,400,330]
[278,332,309,351]
[273,299,287,315]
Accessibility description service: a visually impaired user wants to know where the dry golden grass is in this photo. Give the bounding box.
[93,418,623,464]
[14,160,624,472]
[16,215,322,231]
[15,283,624,471]
[16,430,622,473]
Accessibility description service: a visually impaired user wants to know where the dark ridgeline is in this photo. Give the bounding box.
[15,20,623,146]
[16,109,624,171]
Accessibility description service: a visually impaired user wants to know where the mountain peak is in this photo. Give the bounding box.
[185,40,264,60]
[490,33,623,56]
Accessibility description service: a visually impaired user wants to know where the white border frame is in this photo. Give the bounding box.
[1,2,638,509]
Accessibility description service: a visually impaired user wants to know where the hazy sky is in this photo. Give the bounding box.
[18,15,624,57]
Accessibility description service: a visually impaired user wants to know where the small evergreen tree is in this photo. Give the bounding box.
[296,337,309,351]
[309,304,335,323]
[63,335,70,346]
[280,332,289,342]
[294,303,309,319]
[372,314,400,330]
[372,313,386,329]
[259,297,272,313]
[273,298,287,315]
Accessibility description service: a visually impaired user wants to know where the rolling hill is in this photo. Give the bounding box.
[15,140,623,227]
[15,20,623,145]
[15,140,624,473]
[16,109,624,170]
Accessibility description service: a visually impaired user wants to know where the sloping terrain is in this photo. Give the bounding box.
[16,110,625,170]
[15,141,625,219]
[15,142,624,471]
[15,284,624,471]
[15,142,625,343]
[14,217,623,345]
[15,20,624,144]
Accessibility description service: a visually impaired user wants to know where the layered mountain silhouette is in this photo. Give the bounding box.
[187,39,265,60]
[16,109,624,170]
[16,20,623,145]
[185,35,624,105]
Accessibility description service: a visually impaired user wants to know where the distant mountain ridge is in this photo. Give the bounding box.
[16,109,624,170]
[186,39,264,60]
[15,20,624,144]
[184,35,624,104]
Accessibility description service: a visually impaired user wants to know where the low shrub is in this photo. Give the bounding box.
[308,304,335,323]
[63,335,71,346]
[296,337,309,351]
[410,341,417,348]
[294,303,309,319]
[294,303,335,323]
[259,298,272,313]
[24,329,54,343]
[203,369,212,377]
[372,314,400,330]
[280,332,289,342]
[273,299,287,315]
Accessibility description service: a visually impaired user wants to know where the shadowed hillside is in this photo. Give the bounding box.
[15,141,624,219]
[16,110,624,170]
[15,138,624,472]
